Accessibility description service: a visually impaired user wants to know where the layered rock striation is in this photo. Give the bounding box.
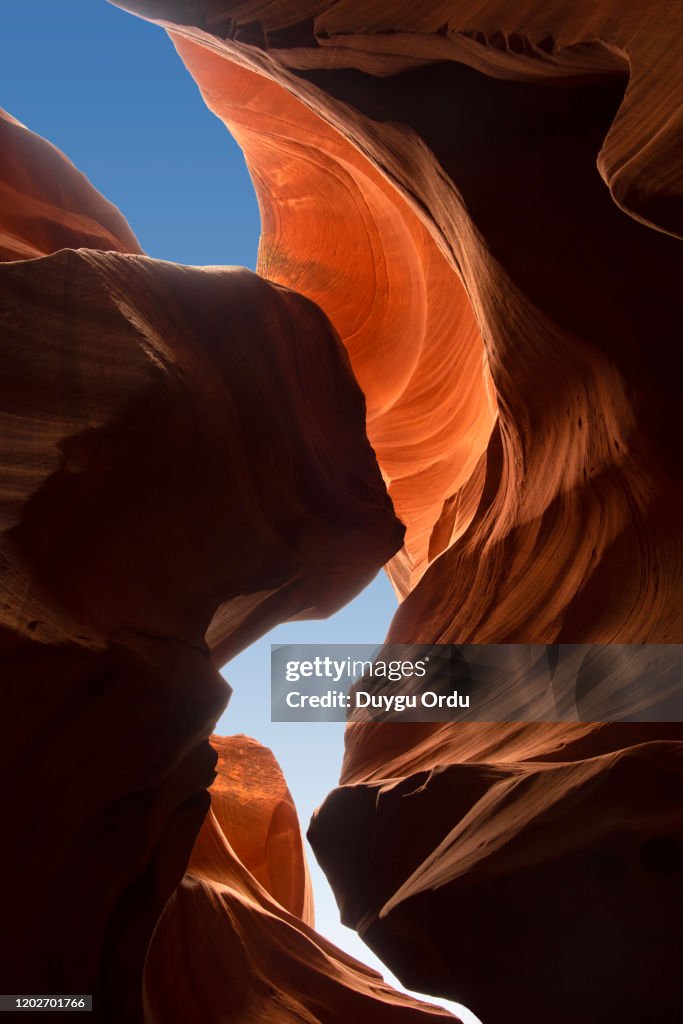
[145,734,458,1022]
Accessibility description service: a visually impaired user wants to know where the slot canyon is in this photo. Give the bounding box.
[1,2,682,1022]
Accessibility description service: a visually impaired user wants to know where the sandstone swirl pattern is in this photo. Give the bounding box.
[146,735,458,1023]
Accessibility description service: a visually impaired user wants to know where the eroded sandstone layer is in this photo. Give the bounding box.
[108,3,683,1022]
[160,40,498,594]
[145,734,458,1022]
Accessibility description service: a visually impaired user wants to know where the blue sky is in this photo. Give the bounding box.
[1,0,260,267]
[2,3,479,1019]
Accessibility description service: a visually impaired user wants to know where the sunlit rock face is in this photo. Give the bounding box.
[110,3,683,1023]
[158,42,498,596]
[146,734,458,1023]
[202,734,314,923]
[0,114,407,1020]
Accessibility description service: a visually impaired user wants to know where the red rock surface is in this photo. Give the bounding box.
[112,0,683,237]
[113,0,683,642]
[204,734,314,923]
[145,734,458,1022]
[0,109,141,260]
[160,41,498,594]
[1,243,401,661]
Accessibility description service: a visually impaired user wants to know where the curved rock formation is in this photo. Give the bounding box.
[0,115,407,1019]
[0,109,141,260]
[106,3,683,1022]
[1,244,401,660]
[205,734,314,923]
[311,721,683,1023]
[160,40,498,593]
[112,0,683,644]
[145,733,458,1022]
[113,0,683,239]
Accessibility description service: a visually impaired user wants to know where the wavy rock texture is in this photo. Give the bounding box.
[145,734,457,1022]
[109,3,683,1022]
[4,1,683,1021]
[159,40,498,594]
[1,246,401,660]
[205,734,314,923]
[0,115,407,1020]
